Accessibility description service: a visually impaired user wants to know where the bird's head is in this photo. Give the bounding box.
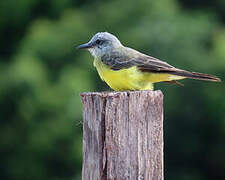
[77,32,122,58]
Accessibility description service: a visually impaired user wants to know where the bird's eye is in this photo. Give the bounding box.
[96,39,101,45]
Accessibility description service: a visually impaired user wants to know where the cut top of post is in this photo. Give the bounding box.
[80,90,163,99]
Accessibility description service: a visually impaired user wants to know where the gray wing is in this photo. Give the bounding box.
[101,48,176,72]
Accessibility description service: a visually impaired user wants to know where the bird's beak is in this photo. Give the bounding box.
[77,42,93,50]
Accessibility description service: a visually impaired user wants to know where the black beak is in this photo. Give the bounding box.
[77,42,93,50]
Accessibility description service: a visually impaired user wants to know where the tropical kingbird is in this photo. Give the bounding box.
[77,32,220,91]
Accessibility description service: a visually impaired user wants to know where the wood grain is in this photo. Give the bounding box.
[81,90,164,180]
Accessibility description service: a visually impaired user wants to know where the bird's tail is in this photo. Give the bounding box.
[169,70,221,82]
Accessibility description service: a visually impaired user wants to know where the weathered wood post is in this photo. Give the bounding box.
[81,90,163,180]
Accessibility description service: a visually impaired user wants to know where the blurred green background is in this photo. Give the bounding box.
[0,0,225,179]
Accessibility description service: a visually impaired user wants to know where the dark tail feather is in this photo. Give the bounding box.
[170,70,221,82]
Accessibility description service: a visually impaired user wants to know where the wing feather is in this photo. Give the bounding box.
[101,47,176,72]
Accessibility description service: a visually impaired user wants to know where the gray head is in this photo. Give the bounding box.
[77,32,122,58]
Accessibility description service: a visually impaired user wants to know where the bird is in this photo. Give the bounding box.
[77,32,221,91]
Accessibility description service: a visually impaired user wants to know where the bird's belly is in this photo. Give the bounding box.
[94,60,144,91]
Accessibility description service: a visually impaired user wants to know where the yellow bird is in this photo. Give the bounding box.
[77,32,220,91]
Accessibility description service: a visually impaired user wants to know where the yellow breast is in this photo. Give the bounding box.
[93,59,152,91]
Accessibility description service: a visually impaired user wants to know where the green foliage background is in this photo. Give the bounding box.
[0,0,225,179]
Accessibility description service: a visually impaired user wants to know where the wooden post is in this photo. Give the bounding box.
[81,90,163,180]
